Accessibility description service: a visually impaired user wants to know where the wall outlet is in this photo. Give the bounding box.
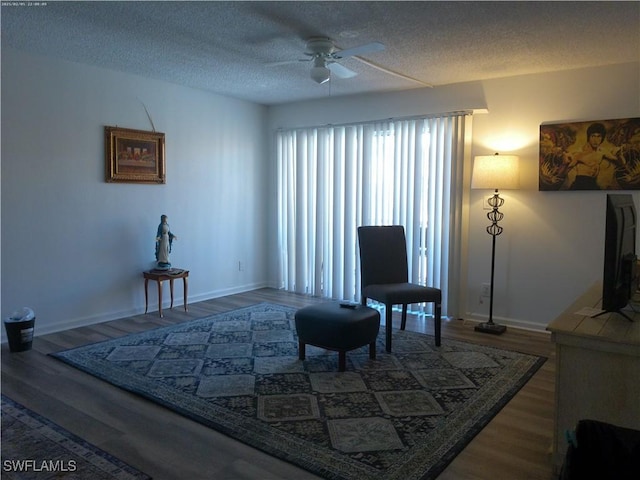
[481,283,491,297]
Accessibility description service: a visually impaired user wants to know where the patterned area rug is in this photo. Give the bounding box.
[51,303,546,480]
[1,395,151,479]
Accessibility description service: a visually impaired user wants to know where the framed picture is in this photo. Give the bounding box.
[105,126,166,184]
[539,117,640,191]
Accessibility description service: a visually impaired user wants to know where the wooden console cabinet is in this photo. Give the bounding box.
[547,283,640,470]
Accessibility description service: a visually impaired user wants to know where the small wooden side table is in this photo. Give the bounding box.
[143,268,189,318]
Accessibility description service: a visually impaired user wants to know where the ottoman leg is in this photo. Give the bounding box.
[338,351,346,372]
[298,340,306,360]
[385,306,393,352]
[369,341,376,360]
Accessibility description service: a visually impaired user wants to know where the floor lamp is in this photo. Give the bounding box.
[471,153,519,335]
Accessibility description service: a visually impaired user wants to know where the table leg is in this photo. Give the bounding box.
[183,276,188,312]
[157,280,163,318]
[144,279,149,314]
[169,279,175,309]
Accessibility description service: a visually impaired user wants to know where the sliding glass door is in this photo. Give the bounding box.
[276,113,467,316]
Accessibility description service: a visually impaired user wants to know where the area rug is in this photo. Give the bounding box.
[51,303,546,480]
[1,395,152,480]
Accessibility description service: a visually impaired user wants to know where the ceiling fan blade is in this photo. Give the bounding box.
[327,62,357,79]
[333,41,385,59]
[265,58,310,67]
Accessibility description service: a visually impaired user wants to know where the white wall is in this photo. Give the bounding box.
[267,62,640,330]
[3,48,638,336]
[1,48,270,337]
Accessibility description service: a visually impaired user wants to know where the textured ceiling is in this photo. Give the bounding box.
[2,1,639,105]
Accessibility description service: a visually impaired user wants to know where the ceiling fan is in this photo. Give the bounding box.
[268,37,385,84]
[268,36,433,87]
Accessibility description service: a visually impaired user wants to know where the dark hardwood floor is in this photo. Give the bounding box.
[1,288,556,480]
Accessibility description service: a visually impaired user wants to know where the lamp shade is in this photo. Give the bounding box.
[471,153,519,190]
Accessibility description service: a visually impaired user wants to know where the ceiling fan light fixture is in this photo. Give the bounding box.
[310,66,330,84]
[310,57,330,84]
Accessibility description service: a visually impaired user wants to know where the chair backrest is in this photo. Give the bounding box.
[358,225,409,287]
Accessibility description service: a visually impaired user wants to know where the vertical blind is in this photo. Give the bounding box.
[276,113,467,316]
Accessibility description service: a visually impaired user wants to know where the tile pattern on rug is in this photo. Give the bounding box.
[51,303,546,480]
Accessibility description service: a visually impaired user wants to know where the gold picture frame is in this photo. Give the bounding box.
[105,126,166,184]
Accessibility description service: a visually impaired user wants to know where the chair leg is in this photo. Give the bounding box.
[400,304,408,330]
[434,302,442,347]
[369,341,376,360]
[361,296,367,306]
[385,304,393,353]
[298,340,306,360]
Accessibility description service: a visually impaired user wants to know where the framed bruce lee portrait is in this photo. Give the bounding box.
[539,117,640,191]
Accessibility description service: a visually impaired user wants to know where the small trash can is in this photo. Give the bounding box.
[4,307,35,353]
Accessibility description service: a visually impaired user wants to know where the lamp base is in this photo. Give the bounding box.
[474,322,507,335]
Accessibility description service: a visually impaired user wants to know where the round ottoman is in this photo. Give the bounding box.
[295,302,381,371]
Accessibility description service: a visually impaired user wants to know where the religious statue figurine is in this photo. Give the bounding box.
[155,214,177,270]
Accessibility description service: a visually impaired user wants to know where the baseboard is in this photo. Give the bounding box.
[2,286,549,343]
[186,281,269,304]
[463,313,551,333]
[1,282,270,343]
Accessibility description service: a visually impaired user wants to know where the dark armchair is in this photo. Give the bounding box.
[357,225,442,352]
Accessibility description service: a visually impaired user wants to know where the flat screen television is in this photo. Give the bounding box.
[599,194,638,321]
